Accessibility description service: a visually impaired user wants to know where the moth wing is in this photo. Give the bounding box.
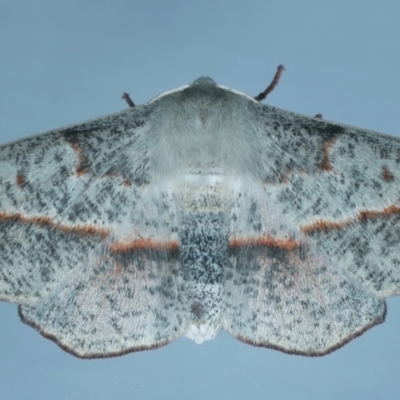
[0,106,150,303]
[224,180,385,355]
[223,242,385,356]
[0,105,190,356]
[19,247,188,358]
[252,105,400,298]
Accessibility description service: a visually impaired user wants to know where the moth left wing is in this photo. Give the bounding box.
[19,247,187,358]
[0,106,190,357]
[0,105,157,303]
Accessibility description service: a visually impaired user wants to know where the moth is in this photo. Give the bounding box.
[1,68,399,359]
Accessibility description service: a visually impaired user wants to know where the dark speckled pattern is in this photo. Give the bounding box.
[1,77,400,358]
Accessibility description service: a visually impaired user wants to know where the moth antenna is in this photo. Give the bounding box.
[122,92,135,108]
[314,114,323,119]
[255,64,286,101]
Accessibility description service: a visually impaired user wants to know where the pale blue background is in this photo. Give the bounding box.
[1,1,400,399]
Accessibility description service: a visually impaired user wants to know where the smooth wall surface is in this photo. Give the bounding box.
[1,1,400,399]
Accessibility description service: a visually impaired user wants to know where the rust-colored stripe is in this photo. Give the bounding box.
[301,219,343,233]
[320,138,336,172]
[382,166,394,182]
[301,204,400,234]
[109,238,179,253]
[229,236,299,251]
[359,204,400,219]
[16,174,26,188]
[0,212,110,238]
[71,142,88,176]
